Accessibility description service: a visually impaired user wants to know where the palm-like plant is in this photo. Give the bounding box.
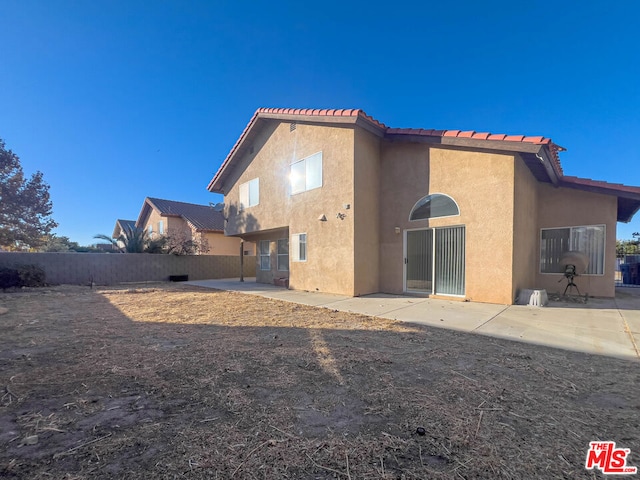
[94,225,165,253]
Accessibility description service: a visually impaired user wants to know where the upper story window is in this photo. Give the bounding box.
[239,178,259,210]
[409,194,459,221]
[291,152,322,195]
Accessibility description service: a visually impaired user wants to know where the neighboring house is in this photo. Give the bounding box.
[112,219,137,238]
[111,219,137,251]
[207,108,640,304]
[132,197,254,256]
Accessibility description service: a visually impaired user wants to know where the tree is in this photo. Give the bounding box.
[94,225,164,253]
[39,234,80,252]
[163,229,210,255]
[94,226,209,255]
[0,138,57,250]
[617,238,640,257]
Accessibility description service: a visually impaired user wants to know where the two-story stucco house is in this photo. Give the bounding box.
[124,197,255,256]
[207,108,640,304]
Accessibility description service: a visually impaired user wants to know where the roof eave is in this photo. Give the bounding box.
[385,132,562,184]
[207,109,386,194]
[135,198,154,228]
[560,176,640,222]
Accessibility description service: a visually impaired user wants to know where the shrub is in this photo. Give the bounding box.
[0,267,20,290]
[16,264,47,287]
[0,264,46,289]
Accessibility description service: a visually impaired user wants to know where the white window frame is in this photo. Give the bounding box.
[539,224,606,276]
[239,178,259,210]
[291,233,307,262]
[148,225,153,235]
[259,240,271,271]
[277,238,289,271]
[158,220,164,234]
[290,152,322,195]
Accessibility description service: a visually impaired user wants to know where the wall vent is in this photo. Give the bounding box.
[290,122,297,132]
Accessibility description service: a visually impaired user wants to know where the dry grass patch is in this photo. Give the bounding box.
[0,283,638,479]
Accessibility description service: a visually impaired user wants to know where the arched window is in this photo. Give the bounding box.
[409,194,459,221]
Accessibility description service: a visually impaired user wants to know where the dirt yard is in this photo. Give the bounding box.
[0,284,638,479]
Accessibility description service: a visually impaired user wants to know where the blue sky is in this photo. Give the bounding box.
[1,1,639,245]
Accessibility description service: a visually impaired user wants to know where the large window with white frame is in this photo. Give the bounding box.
[290,152,322,195]
[277,238,289,271]
[540,225,605,275]
[259,240,271,271]
[291,233,307,262]
[239,178,259,210]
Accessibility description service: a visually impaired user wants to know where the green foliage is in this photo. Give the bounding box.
[16,264,47,286]
[617,239,640,257]
[40,234,80,252]
[37,235,106,253]
[94,225,163,254]
[94,226,209,255]
[0,267,20,290]
[0,138,57,250]
[0,264,46,289]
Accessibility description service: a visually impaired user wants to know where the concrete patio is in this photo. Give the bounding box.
[187,278,640,361]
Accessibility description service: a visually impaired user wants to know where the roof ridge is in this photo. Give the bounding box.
[208,107,567,191]
[147,197,214,209]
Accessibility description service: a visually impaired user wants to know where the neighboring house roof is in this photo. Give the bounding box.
[208,107,640,222]
[136,197,225,232]
[112,219,137,239]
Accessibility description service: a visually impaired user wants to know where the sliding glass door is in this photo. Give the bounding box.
[406,229,433,292]
[405,226,465,296]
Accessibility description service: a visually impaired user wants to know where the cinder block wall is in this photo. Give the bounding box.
[0,253,256,285]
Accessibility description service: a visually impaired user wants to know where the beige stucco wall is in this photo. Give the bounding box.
[140,209,168,237]
[353,128,381,295]
[140,209,247,256]
[201,232,249,256]
[222,121,357,295]
[535,184,617,297]
[379,144,517,304]
[218,119,621,302]
[511,155,540,302]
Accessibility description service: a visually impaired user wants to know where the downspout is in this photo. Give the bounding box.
[239,239,244,282]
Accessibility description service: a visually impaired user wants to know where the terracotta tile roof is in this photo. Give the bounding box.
[385,127,564,175]
[559,176,640,222]
[560,176,640,195]
[257,107,387,129]
[208,108,388,191]
[259,109,564,173]
[208,108,566,192]
[146,198,225,231]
